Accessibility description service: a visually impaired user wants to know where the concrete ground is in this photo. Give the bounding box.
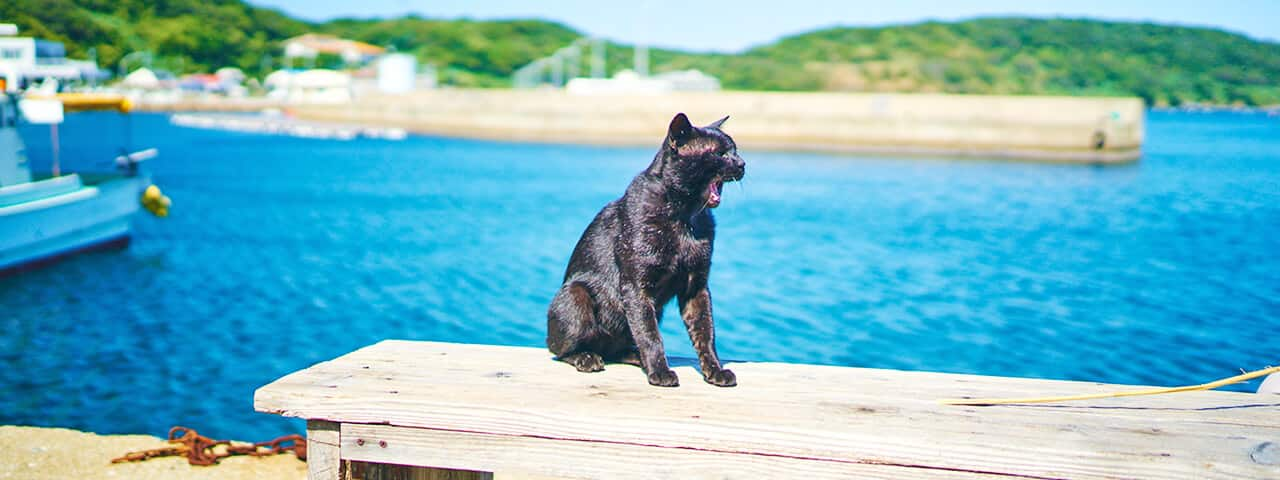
[0,425,305,480]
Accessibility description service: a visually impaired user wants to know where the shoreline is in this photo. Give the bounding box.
[135,89,1145,163]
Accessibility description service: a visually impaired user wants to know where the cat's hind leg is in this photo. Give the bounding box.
[547,281,606,373]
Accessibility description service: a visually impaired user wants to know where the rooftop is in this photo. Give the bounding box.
[283,33,385,57]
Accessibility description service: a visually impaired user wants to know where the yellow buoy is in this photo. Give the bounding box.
[141,185,172,217]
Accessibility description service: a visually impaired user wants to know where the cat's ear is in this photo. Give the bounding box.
[667,113,694,147]
[707,115,729,130]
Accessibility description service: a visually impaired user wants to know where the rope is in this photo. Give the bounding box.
[940,365,1279,406]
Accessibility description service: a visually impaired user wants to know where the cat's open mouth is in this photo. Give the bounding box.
[708,164,748,208]
[706,180,724,208]
[706,174,741,208]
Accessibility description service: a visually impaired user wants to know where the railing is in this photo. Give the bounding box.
[512,38,607,88]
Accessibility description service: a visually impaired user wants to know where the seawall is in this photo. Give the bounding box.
[141,90,1146,163]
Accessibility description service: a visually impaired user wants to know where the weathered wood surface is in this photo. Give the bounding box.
[256,340,1279,479]
[306,420,341,480]
[340,423,999,479]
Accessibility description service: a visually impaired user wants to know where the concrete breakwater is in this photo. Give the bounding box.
[289,89,1144,163]
[133,89,1145,162]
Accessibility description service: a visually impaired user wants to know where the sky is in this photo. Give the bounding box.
[249,0,1280,52]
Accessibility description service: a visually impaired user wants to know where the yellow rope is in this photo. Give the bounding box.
[940,365,1279,406]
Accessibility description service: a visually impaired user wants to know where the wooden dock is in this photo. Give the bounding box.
[254,340,1278,479]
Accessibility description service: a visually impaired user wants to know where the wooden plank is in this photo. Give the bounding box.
[341,422,1006,479]
[257,341,1280,479]
[307,420,341,480]
[349,461,493,480]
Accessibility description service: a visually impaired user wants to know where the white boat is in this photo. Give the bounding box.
[0,88,165,275]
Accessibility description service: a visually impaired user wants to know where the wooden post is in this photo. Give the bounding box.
[307,420,341,480]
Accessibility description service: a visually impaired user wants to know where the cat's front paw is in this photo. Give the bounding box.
[647,369,680,387]
[704,368,737,387]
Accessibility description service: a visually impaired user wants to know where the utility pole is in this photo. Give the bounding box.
[550,54,563,86]
[634,45,648,77]
[564,45,580,82]
[87,47,98,85]
[591,38,605,78]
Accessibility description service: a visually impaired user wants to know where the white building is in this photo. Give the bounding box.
[566,70,669,95]
[654,69,721,92]
[265,69,352,104]
[215,67,246,85]
[375,53,416,94]
[0,24,102,88]
[121,67,160,89]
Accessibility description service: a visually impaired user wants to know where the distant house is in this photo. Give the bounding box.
[264,69,352,104]
[375,53,416,94]
[178,73,222,92]
[215,67,246,85]
[654,69,721,92]
[121,67,161,89]
[282,34,385,66]
[0,24,103,87]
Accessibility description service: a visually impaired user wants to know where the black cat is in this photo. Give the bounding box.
[546,113,745,387]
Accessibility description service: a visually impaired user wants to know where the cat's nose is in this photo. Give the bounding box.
[726,155,745,180]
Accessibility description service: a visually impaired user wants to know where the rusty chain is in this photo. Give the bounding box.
[111,426,306,466]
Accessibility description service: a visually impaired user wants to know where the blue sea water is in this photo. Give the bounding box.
[1,111,1277,441]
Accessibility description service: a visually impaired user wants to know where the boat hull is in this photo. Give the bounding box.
[0,175,147,275]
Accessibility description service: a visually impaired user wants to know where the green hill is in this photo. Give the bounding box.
[0,0,308,75]
[317,16,580,87]
[0,0,579,87]
[736,18,1280,106]
[4,1,1279,105]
